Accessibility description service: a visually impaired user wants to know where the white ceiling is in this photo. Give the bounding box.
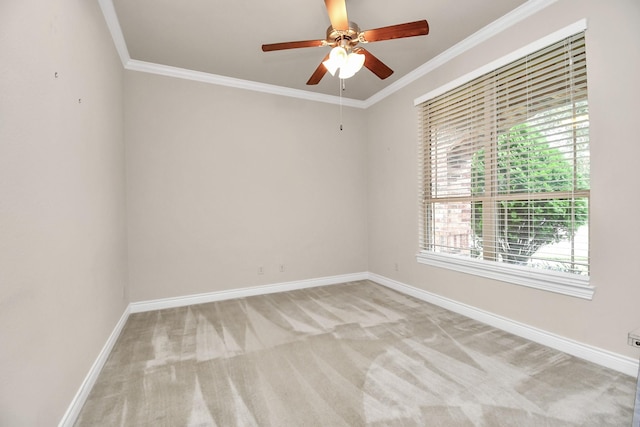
[108,0,532,102]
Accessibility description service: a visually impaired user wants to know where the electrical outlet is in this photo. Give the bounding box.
[279,264,285,273]
[258,266,264,275]
[628,329,640,348]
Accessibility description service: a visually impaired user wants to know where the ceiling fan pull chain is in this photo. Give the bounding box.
[339,78,344,131]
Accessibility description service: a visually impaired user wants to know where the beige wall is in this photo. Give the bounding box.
[0,0,127,425]
[124,71,368,302]
[367,0,640,359]
[2,0,639,424]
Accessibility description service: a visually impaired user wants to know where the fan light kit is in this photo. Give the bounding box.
[261,0,429,85]
[323,46,365,79]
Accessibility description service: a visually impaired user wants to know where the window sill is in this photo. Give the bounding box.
[416,251,594,300]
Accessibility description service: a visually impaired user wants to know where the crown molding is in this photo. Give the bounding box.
[413,18,587,106]
[99,0,557,109]
[362,0,559,107]
[125,60,367,108]
[97,0,130,65]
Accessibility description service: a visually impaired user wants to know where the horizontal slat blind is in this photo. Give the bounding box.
[418,32,589,276]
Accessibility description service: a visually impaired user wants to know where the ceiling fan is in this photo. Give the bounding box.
[261,0,429,85]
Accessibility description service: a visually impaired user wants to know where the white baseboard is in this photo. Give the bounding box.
[59,272,367,425]
[129,272,370,313]
[61,270,638,425]
[368,273,639,377]
[58,305,131,427]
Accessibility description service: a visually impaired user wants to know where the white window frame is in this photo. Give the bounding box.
[414,20,594,300]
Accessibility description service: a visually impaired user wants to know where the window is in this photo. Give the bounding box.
[416,28,593,299]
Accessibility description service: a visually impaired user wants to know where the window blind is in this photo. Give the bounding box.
[418,31,589,280]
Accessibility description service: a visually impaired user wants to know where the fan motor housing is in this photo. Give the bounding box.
[326,22,361,47]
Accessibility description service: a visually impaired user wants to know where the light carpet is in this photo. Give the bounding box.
[74,280,635,426]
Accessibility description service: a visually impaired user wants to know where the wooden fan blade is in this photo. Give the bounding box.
[262,40,326,52]
[307,53,331,85]
[324,0,349,31]
[361,20,429,43]
[359,48,393,80]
